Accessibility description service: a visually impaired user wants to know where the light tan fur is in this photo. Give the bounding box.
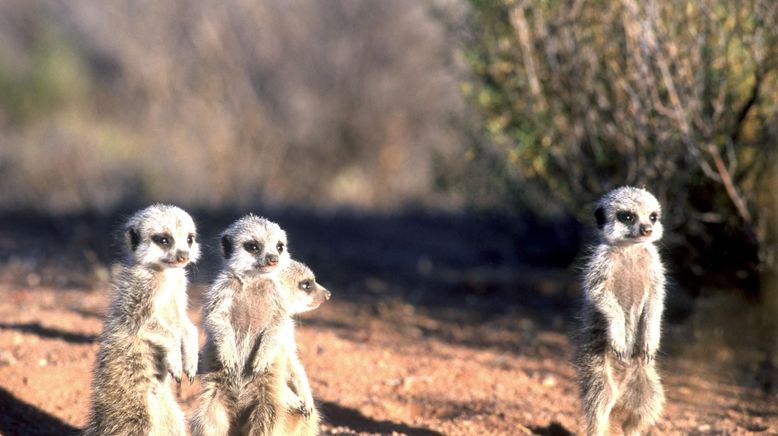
[190,216,329,436]
[83,204,200,436]
[574,187,666,436]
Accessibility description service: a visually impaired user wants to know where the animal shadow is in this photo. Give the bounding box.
[319,400,443,436]
[0,322,97,344]
[0,386,79,435]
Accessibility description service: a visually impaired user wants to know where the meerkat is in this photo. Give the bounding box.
[83,204,200,436]
[239,260,331,436]
[191,215,328,436]
[574,186,667,436]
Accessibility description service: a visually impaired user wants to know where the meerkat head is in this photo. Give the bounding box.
[279,260,331,314]
[124,204,200,268]
[594,186,663,246]
[220,214,290,276]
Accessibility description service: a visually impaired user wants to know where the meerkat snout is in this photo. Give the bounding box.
[639,223,653,236]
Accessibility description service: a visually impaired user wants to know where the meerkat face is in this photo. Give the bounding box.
[279,260,331,313]
[124,204,200,268]
[594,186,663,245]
[220,215,290,276]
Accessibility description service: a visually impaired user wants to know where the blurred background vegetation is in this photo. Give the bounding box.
[0,0,776,292]
[461,0,778,290]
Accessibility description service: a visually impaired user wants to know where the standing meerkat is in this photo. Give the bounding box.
[574,186,666,436]
[84,204,200,436]
[240,260,330,436]
[191,215,327,436]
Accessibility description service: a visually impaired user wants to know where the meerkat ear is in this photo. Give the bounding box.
[221,235,233,258]
[594,207,606,229]
[127,227,141,251]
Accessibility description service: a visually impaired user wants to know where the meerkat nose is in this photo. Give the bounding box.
[266,254,279,266]
[175,251,189,263]
[323,289,331,300]
[639,224,653,236]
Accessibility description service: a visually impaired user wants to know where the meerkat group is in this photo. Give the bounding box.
[85,206,329,436]
[86,185,668,436]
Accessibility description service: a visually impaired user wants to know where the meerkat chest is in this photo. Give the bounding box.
[154,269,186,326]
[610,247,654,310]
[230,278,283,340]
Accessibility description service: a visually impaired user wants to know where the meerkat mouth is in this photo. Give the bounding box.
[163,259,189,267]
[254,264,278,273]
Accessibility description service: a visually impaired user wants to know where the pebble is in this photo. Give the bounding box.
[0,350,16,366]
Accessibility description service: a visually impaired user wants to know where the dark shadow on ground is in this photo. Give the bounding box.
[0,386,79,435]
[0,322,97,344]
[319,401,443,435]
[0,207,583,322]
[530,422,573,436]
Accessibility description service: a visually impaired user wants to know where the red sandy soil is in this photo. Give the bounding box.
[0,280,776,435]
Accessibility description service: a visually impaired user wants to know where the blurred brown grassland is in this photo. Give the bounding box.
[0,0,777,279]
[0,0,468,212]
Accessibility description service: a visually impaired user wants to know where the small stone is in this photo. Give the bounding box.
[0,350,16,366]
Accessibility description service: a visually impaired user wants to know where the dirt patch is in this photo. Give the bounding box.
[0,211,775,435]
[0,283,775,435]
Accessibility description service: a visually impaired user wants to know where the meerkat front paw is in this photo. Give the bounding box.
[299,395,315,419]
[219,345,240,376]
[167,349,184,383]
[295,401,313,419]
[182,346,198,383]
[609,342,629,362]
[182,327,199,383]
[635,343,656,363]
[251,354,273,375]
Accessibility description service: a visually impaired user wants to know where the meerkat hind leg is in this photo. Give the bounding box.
[191,384,232,436]
[582,357,621,436]
[619,364,665,436]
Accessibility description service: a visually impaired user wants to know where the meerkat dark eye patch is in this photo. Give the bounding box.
[151,233,173,247]
[221,235,233,258]
[276,242,285,254]
[187,233,196,246]
[243,240,262,254]
[616,211,635,224]
[595,207,606,229]
[127,227,141,251]
[649,213,659,223]
[299,280,313,292]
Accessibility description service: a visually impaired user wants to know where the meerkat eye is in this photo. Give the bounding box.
[649,213,658,223]
[276,242,285,253]
[187,234,195,246]
[243,241,261,254]
[616,212,635,224]
[151,234,173,247]
[299,280,313,292]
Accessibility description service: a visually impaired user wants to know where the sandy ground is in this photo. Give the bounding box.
[0,281,775,436]
[0,210,776,435]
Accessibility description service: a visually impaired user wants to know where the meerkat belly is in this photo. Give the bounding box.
[230,291,278,366]
[611,249,652,338]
